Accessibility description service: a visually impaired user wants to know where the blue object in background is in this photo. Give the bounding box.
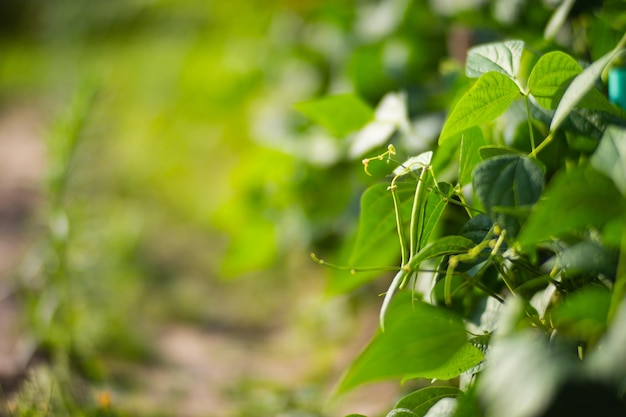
[609,67,626,110]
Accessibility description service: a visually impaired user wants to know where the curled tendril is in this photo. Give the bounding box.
[361,144,397,176]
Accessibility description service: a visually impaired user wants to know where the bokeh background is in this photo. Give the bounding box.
[0,0,594,416]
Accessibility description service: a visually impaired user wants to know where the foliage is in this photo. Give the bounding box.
[305,1,626,416]
[3,0,626,416]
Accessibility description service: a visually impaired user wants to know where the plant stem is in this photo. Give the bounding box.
[524,95,536,153]
[409,167,428,259]
[530,132,554,157]
[390,177,408,267]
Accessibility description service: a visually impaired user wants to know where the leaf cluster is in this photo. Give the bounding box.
[304,2,626,416]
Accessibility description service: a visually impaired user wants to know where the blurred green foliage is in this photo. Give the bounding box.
[2,0,625,416]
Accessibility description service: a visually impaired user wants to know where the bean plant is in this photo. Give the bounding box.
[305,13,626,417]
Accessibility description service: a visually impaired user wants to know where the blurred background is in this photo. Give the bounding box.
[0,0,601,416]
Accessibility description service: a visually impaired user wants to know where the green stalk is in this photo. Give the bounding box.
[530,132,554,158]
[390,177,408,267]
[524,95,536,153]
[409,167,429,259]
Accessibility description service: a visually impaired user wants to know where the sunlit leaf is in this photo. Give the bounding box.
[518,166,624,251]
[473,155,544,237]
[294,93,374,137]
[415,343,484,381]
[458,127,486,186]
[439,72,521,143]
[394,151,433,176]
[337,292,468,394]
[550,46,625,132]
[465,40,524,79]
[528,51,581,110]
[392,386,462,417]
[591,125,626,195]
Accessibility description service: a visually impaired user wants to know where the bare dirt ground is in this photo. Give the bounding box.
[0,104,45,393]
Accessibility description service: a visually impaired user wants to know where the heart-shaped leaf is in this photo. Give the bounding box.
[473,155,544,237]
[528,51,581,110]
[465,40,524,79]
[440,72,521,144]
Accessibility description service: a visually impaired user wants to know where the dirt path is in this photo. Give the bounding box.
[0,105,46,392]
[113,309,398,417]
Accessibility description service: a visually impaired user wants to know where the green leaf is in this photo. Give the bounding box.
[349,182,414,267]
[337,292,468,394]
[543,240,619,277]
[416,343,484,380]
[478,145,523,160]
[518,166,624,251]
[458,127,486,186]
[465,40,524,79]
[549,286,611,343]
[329,182,415,294]
[294,93,374,137]
[392,387,462,417]
[459,214,493,244]
[528,51,581,110]
[439,72,521,144]
[528,51,624,116]
[473,155,544,237]
[550,46,625,132]
[591,125,626,195]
